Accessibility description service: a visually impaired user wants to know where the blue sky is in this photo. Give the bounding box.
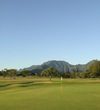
[0,0,100,70]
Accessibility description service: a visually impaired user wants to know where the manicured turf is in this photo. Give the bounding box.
[0,77,100,110]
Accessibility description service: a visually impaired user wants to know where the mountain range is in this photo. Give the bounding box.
[23,60,95,73]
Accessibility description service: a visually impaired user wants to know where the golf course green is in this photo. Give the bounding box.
[0,77,100,110]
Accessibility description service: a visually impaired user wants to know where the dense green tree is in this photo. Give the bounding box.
[80,71,90,78]
[71,72,76,78]
[7,69,18,79]
[20,70,31,77]
[1,69,8,78]
[0,71,2,76]
[41,68,59,80]
[88,60,100,78]
[71,69,78,78]
[63,71,71,78]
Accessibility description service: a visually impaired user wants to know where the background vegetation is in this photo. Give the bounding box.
[1,60,100,79]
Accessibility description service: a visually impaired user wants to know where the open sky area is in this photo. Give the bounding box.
[0,0,100,70]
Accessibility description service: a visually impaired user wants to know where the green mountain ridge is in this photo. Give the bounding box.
[23,60,95,73]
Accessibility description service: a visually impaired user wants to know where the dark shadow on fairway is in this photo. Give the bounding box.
[19,82,34,87]
[0,84,12,88]
[19,81,34,84]
[19,81,53,88]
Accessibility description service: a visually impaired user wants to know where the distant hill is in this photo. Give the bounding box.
[23,60,95,74]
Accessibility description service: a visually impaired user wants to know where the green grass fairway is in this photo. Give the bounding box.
[0,78,100,110]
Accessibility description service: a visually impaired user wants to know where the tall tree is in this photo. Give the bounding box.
[41,68,59,80]
[63,70,71,78]
[0,71,2,76]
[88,60,100,78]
[7,69,18,79]
[20,70,31,77]
[1,69,8,78]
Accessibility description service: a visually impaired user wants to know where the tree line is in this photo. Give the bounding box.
[63,60,100,78]
[0,69,31,79]
[0,60,100,79]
